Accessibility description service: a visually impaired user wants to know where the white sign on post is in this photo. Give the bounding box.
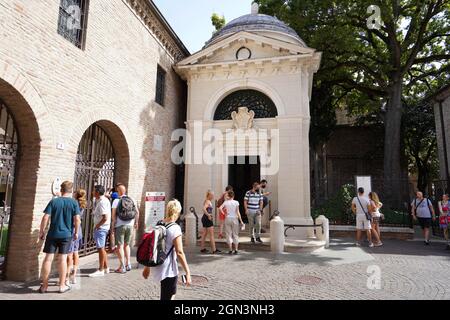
[355,176,372,195]
[145,192,166,230]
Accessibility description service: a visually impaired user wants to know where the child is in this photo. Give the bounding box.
[216,186,233,239]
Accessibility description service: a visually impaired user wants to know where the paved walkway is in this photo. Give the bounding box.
[0,238,449,300]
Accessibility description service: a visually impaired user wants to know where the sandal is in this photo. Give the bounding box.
[38,285,47,294]
[59,285,72,294]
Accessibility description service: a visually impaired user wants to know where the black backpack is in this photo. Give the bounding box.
[117,196,137,221]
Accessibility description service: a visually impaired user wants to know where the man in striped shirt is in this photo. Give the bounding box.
[244,182,264,243]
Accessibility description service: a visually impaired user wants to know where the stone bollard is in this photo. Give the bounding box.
[315,215,330,248]
[185,208,197,247]
[270,215,285,253]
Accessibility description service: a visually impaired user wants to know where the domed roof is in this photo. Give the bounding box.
[205,13,305,48]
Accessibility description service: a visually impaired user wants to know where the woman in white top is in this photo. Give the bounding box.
[219,191,244,255]
[369,192,383,246]
[142,199,191,300]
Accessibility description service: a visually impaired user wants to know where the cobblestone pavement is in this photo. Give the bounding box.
[0,238,449,300]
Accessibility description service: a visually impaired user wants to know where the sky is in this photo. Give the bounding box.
[153,0,254,54]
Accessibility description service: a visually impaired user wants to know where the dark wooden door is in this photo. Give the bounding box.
[228,156,260,223]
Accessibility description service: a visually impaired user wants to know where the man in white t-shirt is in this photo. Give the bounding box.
[89,185,111,278]
[351,187,378,248]
[111,183,139,273]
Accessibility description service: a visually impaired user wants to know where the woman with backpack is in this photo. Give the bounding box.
[200,190,220,254]
[142,199,191,300]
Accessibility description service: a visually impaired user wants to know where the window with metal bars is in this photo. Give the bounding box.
[57,0,89,49]
[155,65,166,106]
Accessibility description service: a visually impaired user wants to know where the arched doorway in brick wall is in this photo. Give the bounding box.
[73,121,129,256]
[0,78,43,281]
[0,100,18,277]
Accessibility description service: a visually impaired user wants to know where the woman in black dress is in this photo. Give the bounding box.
[200,190,220,254]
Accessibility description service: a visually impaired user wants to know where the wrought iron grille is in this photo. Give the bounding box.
[0,101,18,276]
[214,89,278,120]
[57,0,89,49]
[73,124,115,256]
[156,65,166,106]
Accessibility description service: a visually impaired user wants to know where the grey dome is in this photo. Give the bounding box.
[205,14,305,48]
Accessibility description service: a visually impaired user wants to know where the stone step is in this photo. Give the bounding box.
[197,234,326,253]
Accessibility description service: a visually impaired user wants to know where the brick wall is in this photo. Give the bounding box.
[0,0,187,281]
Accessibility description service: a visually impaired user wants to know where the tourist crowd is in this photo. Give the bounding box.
[37,179,450,300]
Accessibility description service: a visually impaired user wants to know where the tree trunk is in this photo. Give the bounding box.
[383,82,404,208]
[416,161,429,194]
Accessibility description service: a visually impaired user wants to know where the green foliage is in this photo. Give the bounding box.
[0,226,8,256]
[380,209,411,226]
[312,184,411,225]
[402,100,439,191]
[312,184,356,224]
[256,0,450,195]
[211,13,226,32]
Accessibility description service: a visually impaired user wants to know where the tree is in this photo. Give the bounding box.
[403,101,438,193]
[211,13,226,32]
[256,0,450,207]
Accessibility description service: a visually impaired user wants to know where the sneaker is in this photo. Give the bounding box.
[256,238,263,244]
[228,250,233,255]
[89,270,105,278]
[212,249,222,254]
[233,250,238,255]
[374,242,383,247]
[355,242,361,247]
[250,238,255,243]
[105,268,110,274]
[126,265,132,272]
[424,241,430,246]
[368,243,374,248]
[115,266,126,274]
[200,249,209,254]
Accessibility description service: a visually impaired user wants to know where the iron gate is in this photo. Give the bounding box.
[73,123,115,256]
[0,101,18,276]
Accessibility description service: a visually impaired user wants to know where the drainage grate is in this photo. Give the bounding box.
[178,275,209,286]
[294,275,323,285]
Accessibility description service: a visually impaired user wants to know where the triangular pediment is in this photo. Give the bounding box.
[177,31,316,67]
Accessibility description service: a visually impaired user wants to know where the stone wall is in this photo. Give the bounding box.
[434,97,450,181]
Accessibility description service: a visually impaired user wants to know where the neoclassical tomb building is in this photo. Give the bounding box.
[176,5,322,231]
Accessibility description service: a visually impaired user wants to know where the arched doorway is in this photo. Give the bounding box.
[213,89,278,223]
[0,100,18,276]
[73,123,116,256]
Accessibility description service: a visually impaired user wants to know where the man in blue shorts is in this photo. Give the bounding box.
[39,181,80,294]
[89,185,111,277]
